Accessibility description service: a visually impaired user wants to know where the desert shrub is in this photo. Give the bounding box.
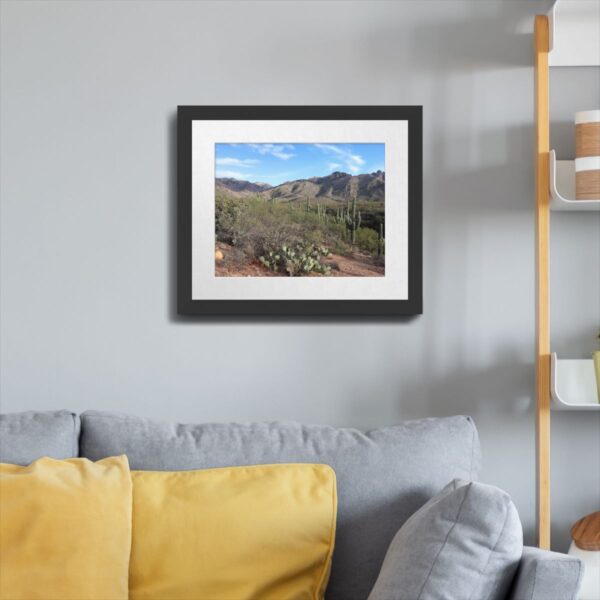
[330,238,349,255]
[259,244,331,276]
[215,193,242,244]
[222,198,304,257]
[302,228,326,247]
[355,227,380,254]
[324,222,350,253]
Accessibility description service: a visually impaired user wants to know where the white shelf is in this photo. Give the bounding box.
[548,0,600,66]
[551,353,600,411]
[549,151,600,211]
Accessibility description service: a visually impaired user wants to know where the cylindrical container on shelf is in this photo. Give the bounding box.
[575,110,600,200]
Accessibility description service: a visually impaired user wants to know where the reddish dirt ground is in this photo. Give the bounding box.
[323,252,384,277]
[215,242,384,277]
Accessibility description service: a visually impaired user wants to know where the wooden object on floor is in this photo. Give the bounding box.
[571,511,600,551]
[534,14,551,551]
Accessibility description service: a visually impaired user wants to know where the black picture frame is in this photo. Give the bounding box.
[177,106,422,317]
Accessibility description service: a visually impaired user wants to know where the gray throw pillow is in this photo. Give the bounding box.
[0,410,80,465]
[368,479,523,600]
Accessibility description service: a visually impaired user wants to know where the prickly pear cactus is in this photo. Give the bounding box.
[259,244,331,276]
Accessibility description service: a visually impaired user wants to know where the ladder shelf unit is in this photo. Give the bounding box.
[534,0,600,550]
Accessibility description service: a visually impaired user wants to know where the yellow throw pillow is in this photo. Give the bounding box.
[130,463,337,600]
[0,456,132,600]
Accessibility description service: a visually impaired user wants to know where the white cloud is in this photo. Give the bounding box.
[216,170,250,180]
[315,144,366,174]
[215,157,259,167]
[328,162,341,170]
[249,144,295,160]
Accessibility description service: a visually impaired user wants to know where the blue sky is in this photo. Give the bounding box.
[215,143,385,186]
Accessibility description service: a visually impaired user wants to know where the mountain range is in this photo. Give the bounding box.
[216,170,385,202]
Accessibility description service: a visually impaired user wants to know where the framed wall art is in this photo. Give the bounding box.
[178,106,422,316]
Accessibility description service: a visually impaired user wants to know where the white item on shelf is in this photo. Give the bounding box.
[575,156,600,173]
[575,110,600,125]
[549,151,600,211]
[568,542,600,600]
[550,353,600,410]
[548,0,600,67]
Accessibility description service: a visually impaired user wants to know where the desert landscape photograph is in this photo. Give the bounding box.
[215,143,385,277]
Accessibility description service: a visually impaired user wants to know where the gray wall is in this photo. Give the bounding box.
[1,0,598,551]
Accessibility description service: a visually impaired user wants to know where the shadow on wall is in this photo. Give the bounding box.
[378,1,540,422]
[167,112,178,322]
[364,0,543,73]
[396,351,534,421]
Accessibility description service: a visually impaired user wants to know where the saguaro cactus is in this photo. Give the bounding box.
[378,221,385,256]
[345,194,361,244]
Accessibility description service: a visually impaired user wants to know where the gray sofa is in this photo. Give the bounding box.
[0,410,583,600]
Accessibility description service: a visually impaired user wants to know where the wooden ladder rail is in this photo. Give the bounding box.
[534,14,551,550]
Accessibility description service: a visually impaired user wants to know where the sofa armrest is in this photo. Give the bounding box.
[507,546,583,600]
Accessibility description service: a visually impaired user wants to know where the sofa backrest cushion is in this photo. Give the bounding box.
[0,410,80,465]
[80,411,481,600]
